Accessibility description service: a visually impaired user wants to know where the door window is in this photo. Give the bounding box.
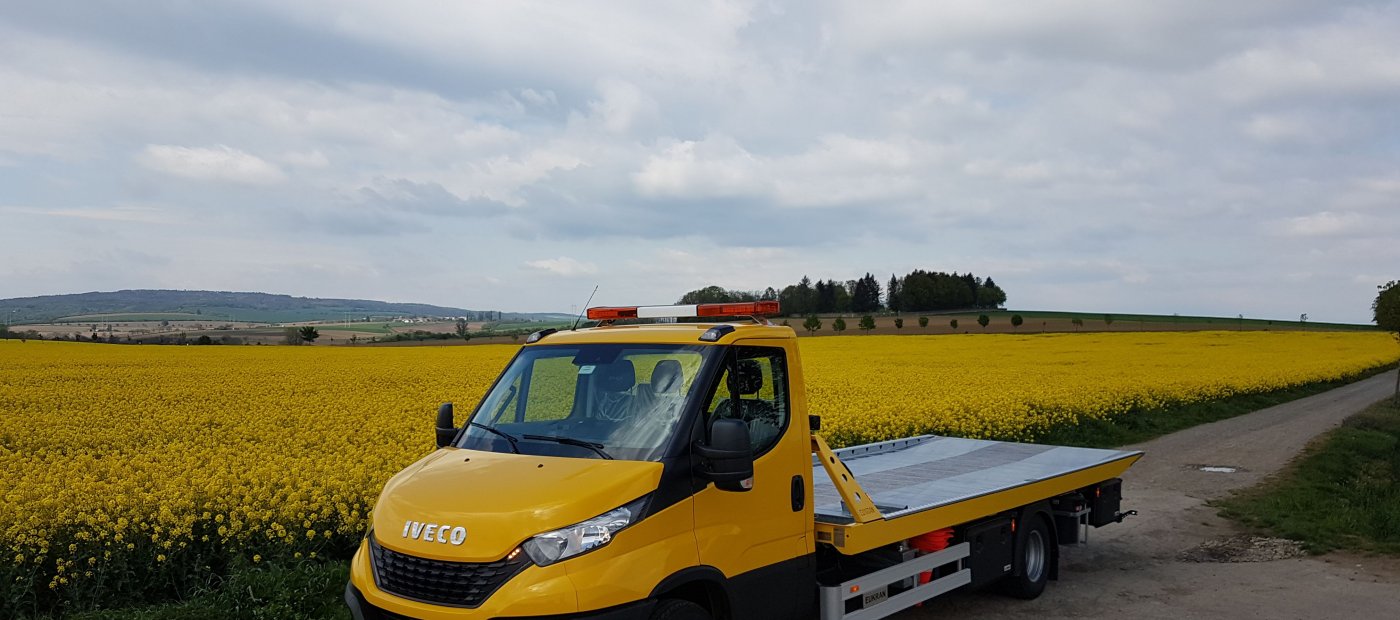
[704,346,789,455]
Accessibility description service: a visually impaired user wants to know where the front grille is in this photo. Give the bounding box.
[369,536,529,607]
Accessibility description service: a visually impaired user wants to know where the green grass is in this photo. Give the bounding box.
[478,320,573,334]
[315,323,395,334]
[57,310,420,325]
[1033,365,1397,448]
[50,561,349,620]
[1217,397,1400,554]
[796,309,1377,332]
[55,313,209,323]
[976,309,1373,331]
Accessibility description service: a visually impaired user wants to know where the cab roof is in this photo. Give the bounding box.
[526,322,796,346]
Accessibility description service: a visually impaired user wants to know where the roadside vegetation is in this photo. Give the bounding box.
[64,561,348,620]
[1219,398,1400,554]
[1036,364,1397,449]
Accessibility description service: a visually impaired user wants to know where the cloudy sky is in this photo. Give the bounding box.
[2,1,1398,322]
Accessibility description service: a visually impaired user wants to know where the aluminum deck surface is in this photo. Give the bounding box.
[812,435,1142,524]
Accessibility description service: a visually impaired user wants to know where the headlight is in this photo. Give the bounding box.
[522,496,648,566]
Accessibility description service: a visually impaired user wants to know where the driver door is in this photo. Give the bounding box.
[691,344,812,617]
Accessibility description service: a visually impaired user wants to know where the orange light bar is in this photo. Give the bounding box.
[586,306,639,321]
[586,301,780,322]
[695,301,780,317]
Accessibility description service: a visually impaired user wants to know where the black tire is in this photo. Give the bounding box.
[998,517,1051,600]
[650,599,711,620]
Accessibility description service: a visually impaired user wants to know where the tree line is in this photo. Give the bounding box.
[677,270,1007,315]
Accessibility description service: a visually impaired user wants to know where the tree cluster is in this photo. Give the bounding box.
[677,285,778,305]
[1376,280,1400,334]
[1373,280,1400,401]
[889,271,1005,312]
[678,269,1007,316]
[776,274,883,315]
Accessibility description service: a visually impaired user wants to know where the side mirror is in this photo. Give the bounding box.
[435,402,457,448]
[696,418,754,492]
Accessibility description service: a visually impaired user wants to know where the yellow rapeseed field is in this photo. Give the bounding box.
[1,331,1396,610]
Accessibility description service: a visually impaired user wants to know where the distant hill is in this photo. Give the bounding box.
[0,290,565,324]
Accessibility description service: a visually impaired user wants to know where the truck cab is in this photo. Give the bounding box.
[348,305,820,620]
[346,302,1141,620]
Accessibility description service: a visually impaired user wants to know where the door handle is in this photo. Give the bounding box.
[791,475,805,511]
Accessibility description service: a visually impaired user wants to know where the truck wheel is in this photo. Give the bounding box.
[998,517,1050,600]
[650,599,711,620]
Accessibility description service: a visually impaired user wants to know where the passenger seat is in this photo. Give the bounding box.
[636,360,685,422]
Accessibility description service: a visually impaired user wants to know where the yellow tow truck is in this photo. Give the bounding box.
[346,301,1142,620]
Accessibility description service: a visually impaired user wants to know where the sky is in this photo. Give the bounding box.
[2,1,1398,322]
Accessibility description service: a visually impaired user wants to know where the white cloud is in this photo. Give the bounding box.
[1210,6,1400,103]
[137,145,286,185]
[633,136,763,199]
[1242,114,1312,143]
[525,257,598,276]
[432,147,584,206]
[0,204,167,223]
[279,150,330,168]
[588,79,657,134]
[962,158,1054,183]
[633,134,933,207]
[452,124,521,152]
[1278,211,1366,237]
[518,88,557,107]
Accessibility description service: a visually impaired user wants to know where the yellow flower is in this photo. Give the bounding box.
[0,333,1394,600]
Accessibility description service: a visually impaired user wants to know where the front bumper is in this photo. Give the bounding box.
[347,497,700,619]
[346,540,578,619]
[346,581,655,620]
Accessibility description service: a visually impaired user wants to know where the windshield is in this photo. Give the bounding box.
[458,344,716,461]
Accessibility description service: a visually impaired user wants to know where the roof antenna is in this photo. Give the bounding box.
[571,285,599,331]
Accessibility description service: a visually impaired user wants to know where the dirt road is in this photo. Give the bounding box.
[909,369,1400,620]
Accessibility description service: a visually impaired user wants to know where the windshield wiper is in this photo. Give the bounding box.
[471,422,521,454]
[522,434,614,460]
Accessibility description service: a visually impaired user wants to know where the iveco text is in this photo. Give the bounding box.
[402,521,467,546]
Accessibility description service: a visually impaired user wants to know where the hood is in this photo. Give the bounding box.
[371,448,663,562]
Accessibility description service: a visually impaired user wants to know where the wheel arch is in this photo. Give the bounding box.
[650,566,733,620]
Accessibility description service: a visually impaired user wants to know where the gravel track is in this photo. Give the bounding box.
[904,369,1400,620]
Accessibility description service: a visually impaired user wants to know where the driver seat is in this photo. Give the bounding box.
[713,360,780,448]
[590,360,635,421]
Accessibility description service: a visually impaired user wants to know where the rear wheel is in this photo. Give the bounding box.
[650,599,711,620]
[998,517,1051,600]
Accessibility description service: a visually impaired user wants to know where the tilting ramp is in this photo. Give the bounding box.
[813,435,1142,524]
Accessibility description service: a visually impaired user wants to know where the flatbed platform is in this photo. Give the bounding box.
[813,435,1142,525]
